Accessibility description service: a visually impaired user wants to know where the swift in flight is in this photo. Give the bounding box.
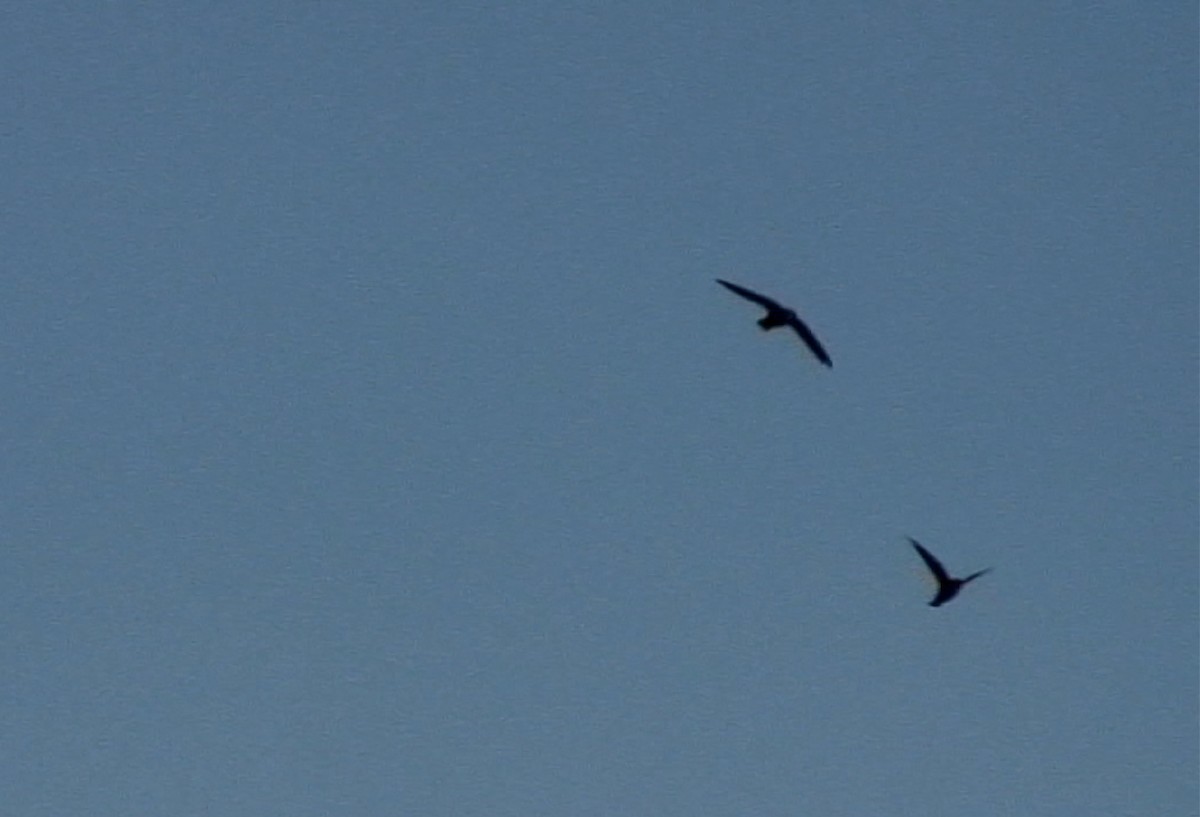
[715,279,833,367]
[908,537,991,607]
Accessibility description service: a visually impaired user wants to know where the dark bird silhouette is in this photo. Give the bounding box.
[908,537,991,607]
[715,279,832,367]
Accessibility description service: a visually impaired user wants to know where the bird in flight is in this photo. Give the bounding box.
[715,279,832,367]
[908,537,991,607]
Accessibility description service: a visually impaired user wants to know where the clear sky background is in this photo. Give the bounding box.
[2,3,1196,815]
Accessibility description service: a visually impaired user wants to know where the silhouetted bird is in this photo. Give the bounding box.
[715,279,832,367]
[908,537,991,607]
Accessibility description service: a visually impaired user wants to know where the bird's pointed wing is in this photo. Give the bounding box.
[908,537,951,584]
[963,567,992,584]
[716,279,782,311]
[785,315,833,367]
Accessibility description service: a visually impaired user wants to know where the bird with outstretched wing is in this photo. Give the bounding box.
[908,537,991,607]
[716,279,832,367]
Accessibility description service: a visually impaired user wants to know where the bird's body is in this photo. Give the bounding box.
[908,537,991,607]
[715,279,832,367]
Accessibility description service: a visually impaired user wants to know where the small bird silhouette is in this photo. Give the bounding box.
[908,537,991,607]
[715,279,832,367]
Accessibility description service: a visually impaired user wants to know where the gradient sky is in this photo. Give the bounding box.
[2,3,1196,815]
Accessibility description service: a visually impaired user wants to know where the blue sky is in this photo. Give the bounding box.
[2,3,1196,815]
